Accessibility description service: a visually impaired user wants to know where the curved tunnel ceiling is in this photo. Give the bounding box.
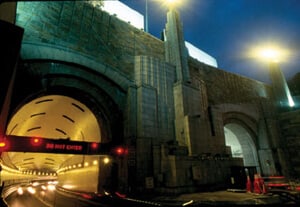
[2,95,101,172]
[224,123,259,167]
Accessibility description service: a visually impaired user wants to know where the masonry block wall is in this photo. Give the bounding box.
[279,110,300,177]
[134,56,176,142]
[189,59,272,105]
[13,1,294,192]
[16,1,165,79]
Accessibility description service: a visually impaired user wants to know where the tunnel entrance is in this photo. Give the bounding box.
[1,95,114,192]
[224,123,259,169]
[224,123,260,188]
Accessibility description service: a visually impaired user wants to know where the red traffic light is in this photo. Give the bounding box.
[30,137,42,146]
[91,142,98,149]
[113,146,128,156]
[116,147,124,155]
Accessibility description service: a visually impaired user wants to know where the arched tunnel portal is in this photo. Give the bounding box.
[1,60,126,192]
[223,112,262,185]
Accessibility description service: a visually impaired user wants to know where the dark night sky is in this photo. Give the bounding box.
[120,0,300,83]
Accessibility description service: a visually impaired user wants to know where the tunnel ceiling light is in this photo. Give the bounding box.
[103,157,110,164]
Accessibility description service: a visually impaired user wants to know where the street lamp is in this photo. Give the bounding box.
[145,0,185,32]
[257,46,288,63]
[255,46,295,108]
[164,0,185,9]
[145,0,148,32]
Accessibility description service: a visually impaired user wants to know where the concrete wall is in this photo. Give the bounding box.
[279,110,300,177]
[16,1,164,81]
[11,1,290,193]
[189,59,272,105]
[159,148,244,193]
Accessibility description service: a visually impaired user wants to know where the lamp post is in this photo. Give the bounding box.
[145,0,148,32]
[255,46,295,179]
[145,0,184,32]
[258,47,295,109]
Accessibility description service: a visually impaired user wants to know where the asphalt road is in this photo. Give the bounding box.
[2,182,300,207]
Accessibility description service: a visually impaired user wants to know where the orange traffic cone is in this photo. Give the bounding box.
[246,175,252,193]
[253,174,261,194]
[258,174,267,194]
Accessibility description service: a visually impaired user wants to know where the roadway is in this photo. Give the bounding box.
[2,179,300,207]
[2,180,107,207]
[1,179,166,207]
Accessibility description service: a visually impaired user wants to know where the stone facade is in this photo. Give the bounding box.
[279,110,300,177]
[3,1,297,193]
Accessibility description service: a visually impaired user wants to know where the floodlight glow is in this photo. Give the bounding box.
[288,95,295,107]
[252,44,295,108]
[166,0,183,6]
[166,0,178,4]
[161,0,186,8]
[251,44,289,63]
[285,84,295,107]
[259,48,280,62]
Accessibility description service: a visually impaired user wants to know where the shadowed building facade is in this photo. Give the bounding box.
[1,1,299,193]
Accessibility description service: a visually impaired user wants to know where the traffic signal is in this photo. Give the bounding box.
[116,147,124,155]
[87,142,99,154]
[30,137,42,147]
[91,142,98,150]
[113,146,128,157]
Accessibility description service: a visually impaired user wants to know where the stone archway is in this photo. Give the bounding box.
[224,123,260,173]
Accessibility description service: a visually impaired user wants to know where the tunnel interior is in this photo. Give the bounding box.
[1,95,115,193]
[224,123,259,170]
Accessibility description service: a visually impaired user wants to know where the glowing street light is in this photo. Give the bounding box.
[255,46,295,108]
[163,0,186,9]
[166,0,180,5]
[259,48,281,62]
[145,0,186,32]
[254,45,289,63]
